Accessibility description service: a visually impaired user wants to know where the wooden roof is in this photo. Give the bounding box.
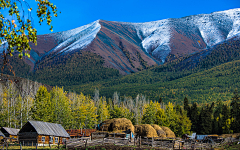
[19,121,70,138]
[1,127,20,136]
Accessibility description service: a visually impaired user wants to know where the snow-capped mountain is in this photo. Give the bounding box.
[2,8,240,75]
[125,8,240,62]
[47,20,101,54]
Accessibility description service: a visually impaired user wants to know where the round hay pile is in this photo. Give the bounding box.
[157,130,167,137]
[134,124,158,137]
[151,124,166,137]
[99,118,134,133]
[161,126,175,138]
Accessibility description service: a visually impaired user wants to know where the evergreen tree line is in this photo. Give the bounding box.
[184,90,240,135]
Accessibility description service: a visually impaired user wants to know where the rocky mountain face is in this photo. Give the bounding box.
[1,8,240,75]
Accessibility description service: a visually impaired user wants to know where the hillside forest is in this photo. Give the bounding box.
[0,81,239,137]
[66,37,240,104]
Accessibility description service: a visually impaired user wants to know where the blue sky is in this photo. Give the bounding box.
[21,0,240,35]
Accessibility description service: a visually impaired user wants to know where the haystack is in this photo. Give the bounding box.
[99,118,134,133]
[134,124,158,137]
[161,126,175,138]
[151,124,166,137]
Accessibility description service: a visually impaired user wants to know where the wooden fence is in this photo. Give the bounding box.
[66,136,230,149]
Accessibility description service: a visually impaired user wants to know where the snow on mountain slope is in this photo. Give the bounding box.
[46,20,101,55]
[224,9,240,39]
[132,19,172,63]
[119,8,240,62]
[195,14,226,46]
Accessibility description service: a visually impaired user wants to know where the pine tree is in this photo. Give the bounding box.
[214,100,223,133]
[190,102,199,132]
[159,97,163,104]
[183,97,191,118]
[198,103,214,134]
[222,104,230,133]
[230,90,240,132]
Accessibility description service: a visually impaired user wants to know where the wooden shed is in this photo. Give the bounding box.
[18,121,70,146]
[0,127,19,142]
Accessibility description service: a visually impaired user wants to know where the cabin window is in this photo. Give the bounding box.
[55,137,59,143]
[42,136,45,142]
[50,136,53,142]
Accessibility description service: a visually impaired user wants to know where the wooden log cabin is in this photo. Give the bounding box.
[18,121,70,146]
[0,127,20,142]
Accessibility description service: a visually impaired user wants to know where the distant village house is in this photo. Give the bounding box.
[0,127,20,142]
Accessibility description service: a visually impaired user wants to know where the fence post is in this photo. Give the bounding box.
[139,136,141,148]
[161,137,163,147]
[200,140,202,150]
[172,139,174,149]
[147,137,149,146]
[134,137,135,146]
[6,140,8,150]
[20,142,22,150]
[152,137,154,147]
[114,133,115,145]
[66,140,67,150]
[179,140,180,149]
[85,139,88,148]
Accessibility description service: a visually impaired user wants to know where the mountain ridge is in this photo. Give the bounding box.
[1,8,240,88]
[24,8,240,74]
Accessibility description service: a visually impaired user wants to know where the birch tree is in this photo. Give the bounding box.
[97,96,109,123]
[50,86,72,128]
